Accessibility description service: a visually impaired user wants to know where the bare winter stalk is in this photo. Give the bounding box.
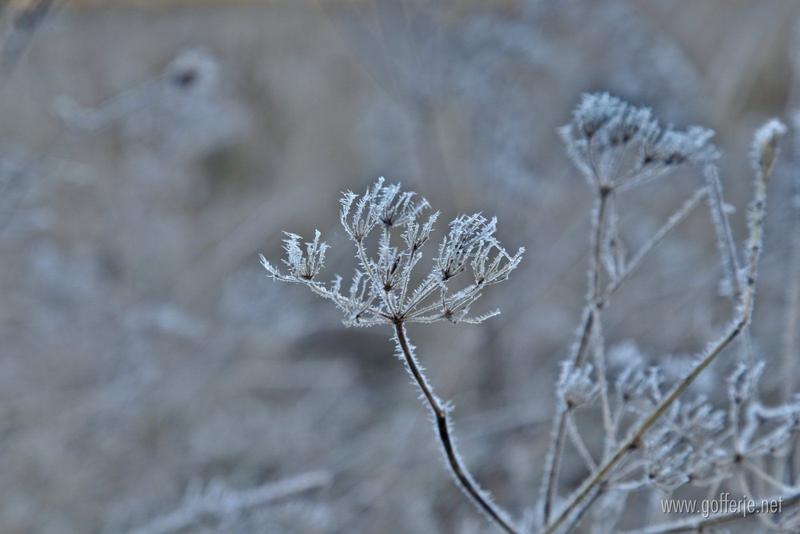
[704,165,741,300]
[540,189,608,524]
[393,321,518,534]
[603,187,708,301]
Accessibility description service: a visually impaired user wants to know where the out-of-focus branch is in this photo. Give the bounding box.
[129,471,332,534]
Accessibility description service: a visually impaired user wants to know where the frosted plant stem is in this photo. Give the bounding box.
[541,188,609,525]
[588,188,610,301]
[539,187,711,530]
[590,316,614,450]
[704,166,741,299]
[746,462,797,493]
[393,321,519,534]
[566,411,596,472]
[779,119,800,486]
[559,484,604,534]
[706,164,755,365]
[542,402,569,525]
[603,187,708,301]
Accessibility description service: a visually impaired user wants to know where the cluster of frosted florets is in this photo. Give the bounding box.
[261,177,524,327]
[608,360,800,495]
[560,92,719,188]
[557,361,600,409]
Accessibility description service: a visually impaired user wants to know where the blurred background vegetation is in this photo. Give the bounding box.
[1,1,799,532]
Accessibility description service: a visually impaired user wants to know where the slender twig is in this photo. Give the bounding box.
[602,187,708,302]
[393,321,519,534]
[590,315,614,448]
[560,484,605,534]
[541,188,609,524]
[588,188,610,301]
[566,411,597,472]
[542,402,570,524]
[746,462,796,493]
[705,166,755,364]
[704,166,741,300]
[129,471,332,534]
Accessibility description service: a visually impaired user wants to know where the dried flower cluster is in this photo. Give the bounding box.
[262,94,795,534]
[261,176,524,328]
[560,93,718,191]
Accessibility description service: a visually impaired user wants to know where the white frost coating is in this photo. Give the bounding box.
[261,178,524,328]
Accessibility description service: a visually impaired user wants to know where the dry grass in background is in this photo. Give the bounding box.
[1,1,800,532]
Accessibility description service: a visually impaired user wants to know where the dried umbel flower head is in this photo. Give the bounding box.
[262,231,328,282]
[261,177,524,327]
[261,178,525,533]
[558,361,600,409]
[559,92,718,190]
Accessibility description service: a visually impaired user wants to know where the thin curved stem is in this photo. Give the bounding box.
[393,321,518,534]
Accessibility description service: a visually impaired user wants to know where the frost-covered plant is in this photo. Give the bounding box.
[537,95,791,534]
[261,177,524,533]
[262,94,794,534]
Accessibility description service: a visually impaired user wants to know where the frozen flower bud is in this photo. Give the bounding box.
[436,214,496,281]
[260,230,328,282]
[376,234,402,291]
[572,92,624,140]
[616,365,663,408]
[642,439,693,492]
[751,118,787,178]
[339,178,385,242]
[470,239,525,286]
[642,126,718,168]
[727,362,764,406]
[376,183,429,229]
[340,177,431,242]
[558,361,600,408]
[402,211,439,252]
